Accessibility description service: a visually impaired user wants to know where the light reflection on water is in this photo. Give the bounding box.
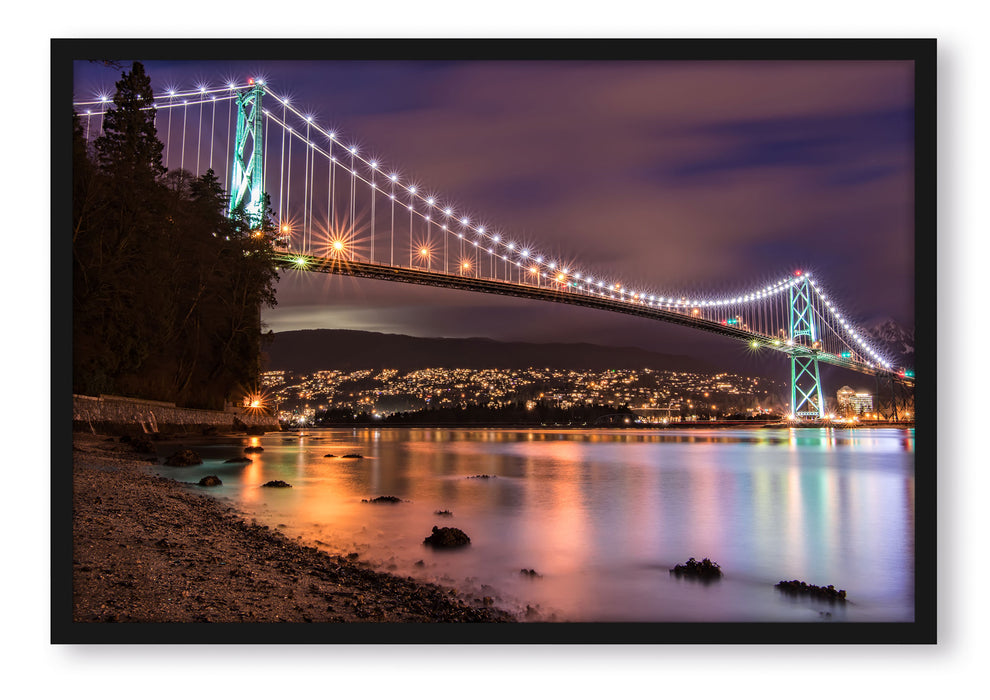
[158,427,915,622]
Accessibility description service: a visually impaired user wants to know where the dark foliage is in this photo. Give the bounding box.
[73,62,279,408]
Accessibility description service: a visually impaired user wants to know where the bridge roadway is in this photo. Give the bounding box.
[275,252,911,384]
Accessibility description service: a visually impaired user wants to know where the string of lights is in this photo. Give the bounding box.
[73,79,895,372]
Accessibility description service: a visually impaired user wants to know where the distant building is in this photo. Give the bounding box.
[837,385,873,417]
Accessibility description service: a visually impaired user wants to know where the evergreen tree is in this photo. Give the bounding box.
[93,62,165,185]
[73,62,279,409]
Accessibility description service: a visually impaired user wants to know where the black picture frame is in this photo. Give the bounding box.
[52,37,935,645]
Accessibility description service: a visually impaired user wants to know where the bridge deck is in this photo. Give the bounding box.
[274,252,909,383]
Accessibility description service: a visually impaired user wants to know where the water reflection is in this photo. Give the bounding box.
[167,427,914,622]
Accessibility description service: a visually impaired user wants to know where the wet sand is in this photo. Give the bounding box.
[71,433,515,623]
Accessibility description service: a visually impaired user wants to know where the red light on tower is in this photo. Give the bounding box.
[794,269,802,276]
[247,77,255,85]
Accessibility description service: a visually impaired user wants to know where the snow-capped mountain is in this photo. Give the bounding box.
[864,318,915,369]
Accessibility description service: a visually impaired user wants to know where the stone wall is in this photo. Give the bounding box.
[73,394,280,434]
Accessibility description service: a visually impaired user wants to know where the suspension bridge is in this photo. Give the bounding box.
[75,77,915,421]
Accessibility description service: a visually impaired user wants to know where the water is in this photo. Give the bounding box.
[154,427,915,622]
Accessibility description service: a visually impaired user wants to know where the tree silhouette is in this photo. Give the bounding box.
[73,61,278,409]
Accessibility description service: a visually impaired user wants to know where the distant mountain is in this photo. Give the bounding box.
[263,329,718,374]
[864,318,915,369]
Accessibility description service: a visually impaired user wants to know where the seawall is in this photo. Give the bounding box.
[72,394,280,434]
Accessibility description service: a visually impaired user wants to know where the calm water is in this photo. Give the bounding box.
[154,427,915,622]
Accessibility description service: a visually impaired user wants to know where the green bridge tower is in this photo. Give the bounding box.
[228,80,266,229]
[789,275,826,419]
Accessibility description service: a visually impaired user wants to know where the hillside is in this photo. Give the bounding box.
[262,329,717,374]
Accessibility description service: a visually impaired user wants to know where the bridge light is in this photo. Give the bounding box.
[479,227,485,234]
[349,146,357,154]
[370,161,378,169]
[332,240,345,252]
[444,208,452,216]
[420,247,429,257]
[390,173,398,182]
[492,234,500,242]
[294,257,308,267]
[750,340,760,348]
[328,131,336,139]
[427,198,434,205]
[409,186,417,193]
[461,218,469,225]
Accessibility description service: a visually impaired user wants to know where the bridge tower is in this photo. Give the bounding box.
[789,275,826,419]
[228,81,266,229]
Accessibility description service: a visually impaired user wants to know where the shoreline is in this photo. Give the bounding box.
[71,432,516,623]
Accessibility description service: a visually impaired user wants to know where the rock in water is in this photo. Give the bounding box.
[423,526,471,548]
[164,449,202,466]
[362,496,402,503]
[244,446,264,454]
[224,457,252,464]
[262,480,292,488]
[198,475,222,487]
[775,579,847,601]
[670,557,723,579]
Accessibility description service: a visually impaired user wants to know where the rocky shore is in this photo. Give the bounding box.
[71,433,515,623]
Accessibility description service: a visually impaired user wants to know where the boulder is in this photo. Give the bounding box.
[323,454,336,458]
[670,557,723,579]
[362,496,402,504]
[244,446,264,453]
[164,449,202,467]
[341,453,363,459]
[434,509,453,516]
[198,475,222,487]
[224,457,252,464]
[262,480,292,488]
[774,579,847,601]
[467,474,496,479]
[423,526,471,548]
[130,436,155,453]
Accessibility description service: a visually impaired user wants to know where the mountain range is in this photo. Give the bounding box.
[864,318,915,369]
[262,329,718,374]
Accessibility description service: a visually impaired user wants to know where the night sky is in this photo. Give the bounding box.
[73,57,915,366]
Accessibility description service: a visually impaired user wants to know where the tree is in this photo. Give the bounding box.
[73,62,279,409]
[93,62,165,185]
